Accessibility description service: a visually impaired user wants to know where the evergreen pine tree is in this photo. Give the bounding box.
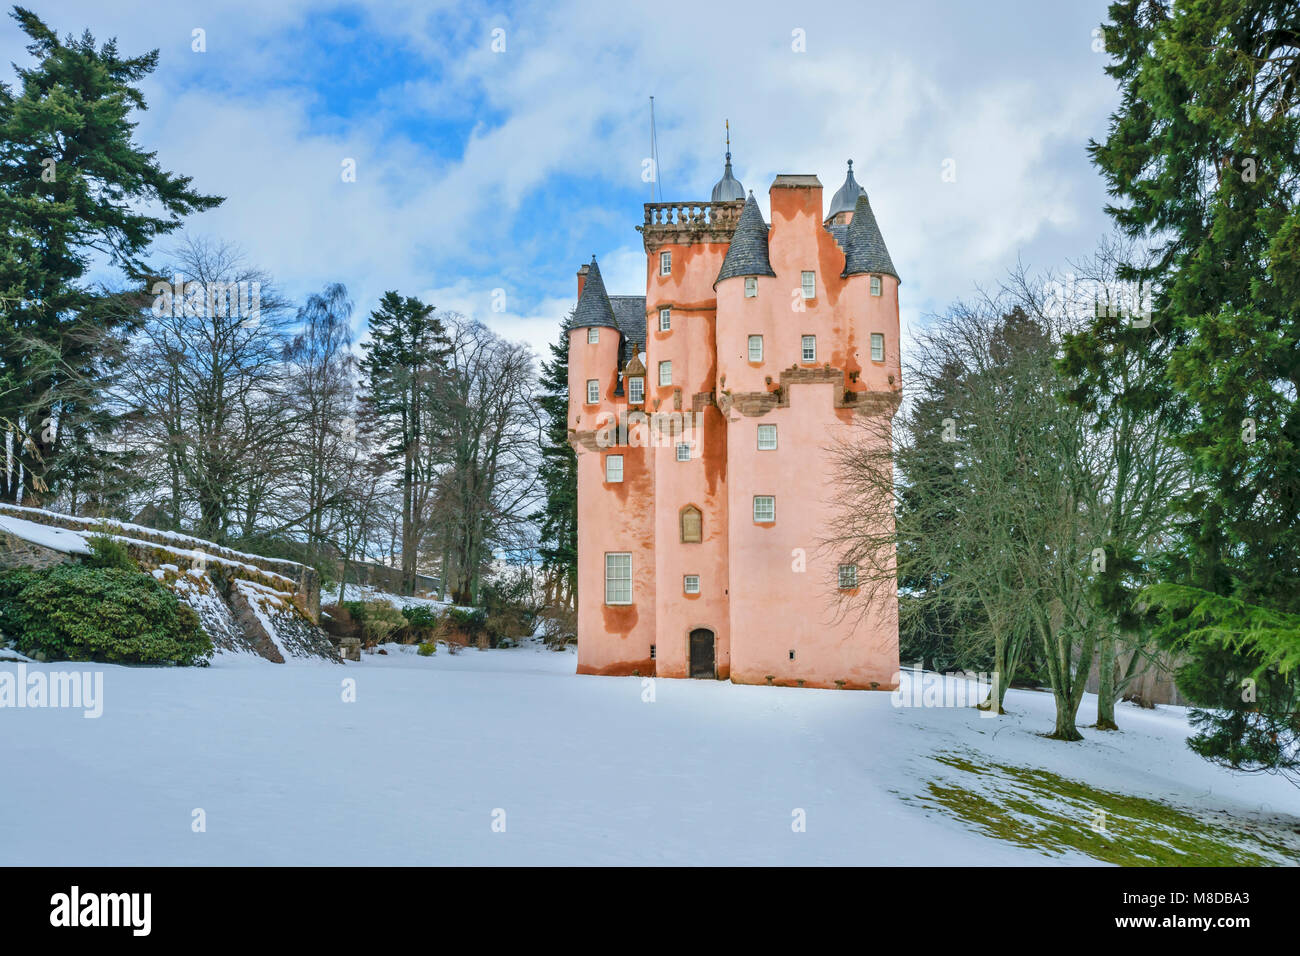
[358,292,448,595]
[1090,0,1300,778]
[0,7,223,504]
[533,315,578,610]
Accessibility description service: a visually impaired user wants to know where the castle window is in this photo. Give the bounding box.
[870,275,882,297]
[748,335,763,362]
[659,360,672,386]
[628,377,644,403]
[757,424,777,450]
[586,379,599,404]
[871,333,885,362]
[660,251,671,276]
[684,574,701,595]
[605,553,632,605]
[801,335,817,362]
[650,644,656,659]
[801,271,816,299]
[676,442,691,462]
[753,495,775,523]
[838,564,859,589]
[745,277,758,298]
[659,307,671,331]
[680,505,702,543]
[605,455,623,483]
[587,327,599,344]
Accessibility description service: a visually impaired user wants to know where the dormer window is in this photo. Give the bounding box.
[659,307,671,331]
[660,251,671,276]
[745,277,758,298]
[587,327,599,343]
[801,271,816,299]
[628,377,644,403]
[870,275,882,297]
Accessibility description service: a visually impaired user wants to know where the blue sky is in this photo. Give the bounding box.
[4,0,1122,359]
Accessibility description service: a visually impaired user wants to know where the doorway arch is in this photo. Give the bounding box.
[689,628,716,679]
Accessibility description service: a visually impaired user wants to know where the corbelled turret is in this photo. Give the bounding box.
[715,192,776,286]
[841,193,898,281]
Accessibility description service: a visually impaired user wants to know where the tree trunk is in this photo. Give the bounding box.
[1096,630,1119,730]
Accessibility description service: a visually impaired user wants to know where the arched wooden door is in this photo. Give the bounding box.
[689,628,715,679]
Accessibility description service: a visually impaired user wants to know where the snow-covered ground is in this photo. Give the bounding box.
[2,644,1297,865]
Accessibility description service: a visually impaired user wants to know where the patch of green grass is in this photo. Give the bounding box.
[907,751,1299,866]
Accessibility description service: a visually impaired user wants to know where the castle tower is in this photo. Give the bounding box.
[567,152,900,689]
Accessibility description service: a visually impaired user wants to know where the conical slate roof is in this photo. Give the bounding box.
[716,192,777,285]
[827,160,866,219]
[711,152,745,202]
[569,256,619,329]
[841,194,898,281]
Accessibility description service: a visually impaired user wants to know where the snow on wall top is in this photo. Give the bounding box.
[0,514,91,555]
[0,504,309,574]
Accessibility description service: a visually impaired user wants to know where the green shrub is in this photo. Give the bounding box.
[401,604,440,630]
[82,534,136,571]
[354,599,407,645]
[482,574,539,647]
[0,564,212,665]
[399,604,441,644]
[444,606,487,636]
[417,640,437,657]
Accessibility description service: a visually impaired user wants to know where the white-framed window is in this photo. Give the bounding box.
[871,333,885,362]
[870,275,882,297]
[605,552,632,605]
[748,335,763,362]
[659,307,671,331]
[801,271,816,299]
[676,442,691,462]
[658,360,672,386]
[660,250,671,276]
[801,335,816,362]
[683,574,701,595]
[586,379,599,404]
[745,276,758,298]
[587,327,599,344]
[753,495,775,523]
[838,564,858,589]
[757,424,777,450]
[628,376,644,403]
[605,454,623,483]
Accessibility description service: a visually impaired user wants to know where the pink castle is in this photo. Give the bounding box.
[566,153,900,689]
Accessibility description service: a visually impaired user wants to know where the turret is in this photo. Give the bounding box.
[567,256,625,433]
[825,160,866,226]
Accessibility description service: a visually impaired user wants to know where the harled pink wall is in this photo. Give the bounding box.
[569,174,900,690]
[645,241,731,678]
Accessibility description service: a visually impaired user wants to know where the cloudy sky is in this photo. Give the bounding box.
[3,0,1122,359]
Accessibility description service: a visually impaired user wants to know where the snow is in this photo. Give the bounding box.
[327,582,467,612]
[1,650,1296,865]
[0,514,91,555]
[0,503,306,571]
